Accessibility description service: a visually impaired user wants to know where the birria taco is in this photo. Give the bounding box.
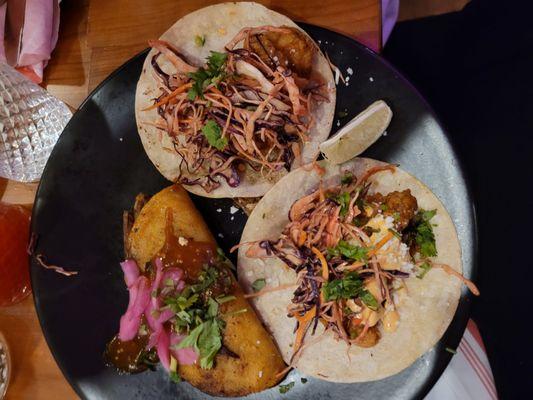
[135,2,336,198]
[237,158,478,382]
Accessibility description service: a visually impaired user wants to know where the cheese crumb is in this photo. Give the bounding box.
[230,206,239,214]
[178,237,188,246]
[347,67,353,75]
[216,208,222,213]
[369,77,374,82]
[258,370,263,378]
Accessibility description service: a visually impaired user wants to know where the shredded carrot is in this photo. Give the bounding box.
[312,246,329,281]
[432,263,480,296]
[298,231,307,247]
[142,82,192,111]
[367,231,394,257]
[293,307,317,355]
[359,164,396,184]
[338,261,366,271]
[244,283,297,298]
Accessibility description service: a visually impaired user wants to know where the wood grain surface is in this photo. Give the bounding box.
[0,1,381,399]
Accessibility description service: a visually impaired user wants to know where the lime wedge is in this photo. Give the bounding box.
[320,100,392,165]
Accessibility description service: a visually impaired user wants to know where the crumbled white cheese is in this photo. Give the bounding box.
[216,208,222,213]
[178,236,189,246]
[347,67,354,75]
[230,206,239,214]
[369,77,374,82]
[401,262,415,273]
[258,370,263,378]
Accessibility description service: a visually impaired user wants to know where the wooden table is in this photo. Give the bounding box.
[0,1,380,398]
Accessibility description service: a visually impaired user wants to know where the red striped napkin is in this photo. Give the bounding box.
[426,320,497,399]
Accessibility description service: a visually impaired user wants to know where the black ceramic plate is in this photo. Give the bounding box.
[30,24,476,400]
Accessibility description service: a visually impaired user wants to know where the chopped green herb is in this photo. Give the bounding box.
[445,347,457,354]
[301,377,308,384]
[341,172,354,185]
[337,110,348,118]
[187,51,228,100]
[416,261,432,279]
[216,247,226,260]
[334,192,351,216]
[412,209,437,258]
[207,298,219,318]
[164,278,174,287]
[216,294,236,304]
[224,308,248,317]
[327,240,368,262]
[194,34,205,47]
[392,211,401,222]
[201,120,228,150]
[279,381,295,394]
[169,371,181,383]
[360,290,378,310]
[252,278,266,292]
[379,204,389,212]
[322,272,364,301]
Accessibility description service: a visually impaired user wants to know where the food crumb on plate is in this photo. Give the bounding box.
[258,370,263,378]
[216,208,222,213]
[230,206,239,214]
[347,67,353,75]
[218,233,224,238]
[369,77,374,82]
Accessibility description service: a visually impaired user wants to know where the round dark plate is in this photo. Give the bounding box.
[30,24,476,400]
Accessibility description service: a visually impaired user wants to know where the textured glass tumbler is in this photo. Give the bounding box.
[0,63,71,182]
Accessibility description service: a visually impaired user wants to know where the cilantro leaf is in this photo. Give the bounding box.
[414,209,437,258]
[176,323,204,354]
[252,278,266,292]
[201,120,228,150]
[169,371,181,383]
[197,319,223,369]
[207,298,219,318]
[327,240,368,262]
[341,172,354,185]
[416,261,432,279]
[322,272,364,301]
[360,290,379,310]
[279,381,295,394]
[194,34,205,47]
[334,192,351,216]
[186,51,227,100]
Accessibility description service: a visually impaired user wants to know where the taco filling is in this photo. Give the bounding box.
[106,208,236,377]
[242,166,479,361]
[144,26,330,193]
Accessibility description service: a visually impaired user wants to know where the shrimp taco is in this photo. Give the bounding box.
[237,158,479,382]
[135,2,336,198]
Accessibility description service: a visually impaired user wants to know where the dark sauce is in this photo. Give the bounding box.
[104,333,149,373]
[106,207,221,373]
[159,208,217,283]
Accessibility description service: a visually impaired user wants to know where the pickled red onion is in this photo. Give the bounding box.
[120,259,139,288]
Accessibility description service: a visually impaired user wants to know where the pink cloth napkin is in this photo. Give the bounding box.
[0,0,60,83]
